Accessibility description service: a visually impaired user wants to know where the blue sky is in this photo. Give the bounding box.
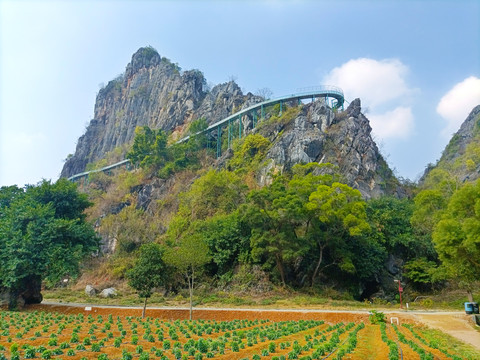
[1,0,479,187]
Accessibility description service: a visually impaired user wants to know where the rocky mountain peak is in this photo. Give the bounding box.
[61,48,399,201]
[421,104,480,184]
[125,46,161,78]
[61,47,251,178]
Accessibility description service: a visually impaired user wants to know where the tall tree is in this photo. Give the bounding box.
[165,234,210,320]
[127,126,169,169]
[127,243,170,317]
[306,182,370,286]
[0,180,99,309]
[245,175,307,286]
[433,179,480,301]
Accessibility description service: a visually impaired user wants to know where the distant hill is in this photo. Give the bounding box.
[421,105,480,186]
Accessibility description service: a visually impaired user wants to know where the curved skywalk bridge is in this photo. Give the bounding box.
[68,86,344,182]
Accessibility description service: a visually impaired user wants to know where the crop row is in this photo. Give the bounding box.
[0,311,476,359]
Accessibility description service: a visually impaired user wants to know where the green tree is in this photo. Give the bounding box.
[228,134,271,170]
[165,234,210,320]
[306,182,370,286]
[0,179,98,309]
[126,126,169,170]
[403,258,445,290]
[366,196,434,259]
[177,169,247,221]
[433,179,480,301]
[243,163,370,288]
[196,213,250,275]
[244,175,307,286]
[127,243,170,317]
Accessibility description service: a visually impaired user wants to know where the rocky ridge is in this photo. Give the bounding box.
[62,46,399,200]
[61,47,260,178]
[254,98,399,199]
[421,105,480,184]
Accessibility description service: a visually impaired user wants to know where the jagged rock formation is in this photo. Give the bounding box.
[256,98,399,199]
[62,46,399,199]
[61,47,260,178]
[421,105,480,184]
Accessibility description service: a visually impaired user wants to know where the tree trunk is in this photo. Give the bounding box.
[467,289,474,302]
[275,254,286,287]
[311,245,325,287]
[189,267,194,320]
[142,296,148,318]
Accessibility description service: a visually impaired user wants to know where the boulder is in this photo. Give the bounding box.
[99,287,117,298]
[85,285,97,297]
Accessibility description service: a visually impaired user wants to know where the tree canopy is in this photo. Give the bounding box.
[432,179,480,300]
[127,242,170,317]
[0,179,99,309]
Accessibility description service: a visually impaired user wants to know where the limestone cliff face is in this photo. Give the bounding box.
[421,105,480,184]
[62,47,398,199]
[256,98,399,199]
[61,47,258,178]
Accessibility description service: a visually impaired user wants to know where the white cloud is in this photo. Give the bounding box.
[323,58,412,108]
[437,76,480,137]
[322,58,416,140]
[369,106,414,140]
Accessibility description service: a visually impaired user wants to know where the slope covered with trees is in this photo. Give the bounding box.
[69,101,480,305]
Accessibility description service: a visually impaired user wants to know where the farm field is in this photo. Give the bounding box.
[0,307,478,360]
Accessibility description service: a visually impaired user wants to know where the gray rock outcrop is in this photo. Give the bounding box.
[61,47,258,178]
[421,104,480,184]
[257,98,399,198]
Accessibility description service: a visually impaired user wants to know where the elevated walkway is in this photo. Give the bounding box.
[68,86,344,182]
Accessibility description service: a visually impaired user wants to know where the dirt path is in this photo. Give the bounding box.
[412,313,480,351]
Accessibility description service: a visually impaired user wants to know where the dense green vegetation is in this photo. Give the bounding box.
[0,179,99,309]
[4,107,480,309]
[126,119,210,179]
[84,114,480,303]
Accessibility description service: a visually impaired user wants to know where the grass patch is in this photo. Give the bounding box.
[418,326,480,359]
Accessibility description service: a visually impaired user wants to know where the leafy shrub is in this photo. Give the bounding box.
[122,350,133,360]
[139,353,150,360]
[24,346,37,359]
[369,310,386,324]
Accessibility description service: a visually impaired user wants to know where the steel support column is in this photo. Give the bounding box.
[238,115,242,139]
[216,126,221,158]
[227,119,231,149]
